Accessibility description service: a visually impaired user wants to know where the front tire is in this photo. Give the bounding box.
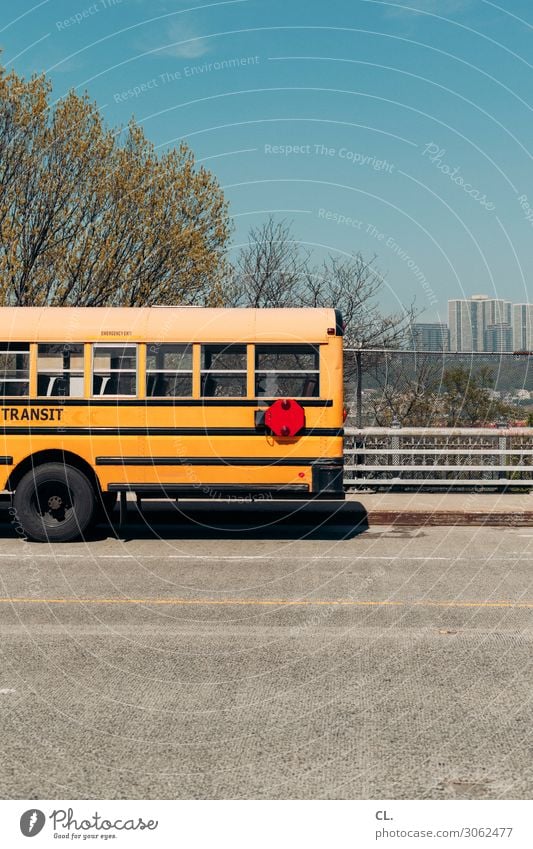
[13,463,96,542]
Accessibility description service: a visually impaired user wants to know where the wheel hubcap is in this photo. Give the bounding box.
[33,481,73,526]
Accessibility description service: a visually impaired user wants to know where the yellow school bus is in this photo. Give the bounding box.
[0,306,345,541]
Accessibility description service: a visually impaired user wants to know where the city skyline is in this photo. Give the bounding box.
[411,295,533,352]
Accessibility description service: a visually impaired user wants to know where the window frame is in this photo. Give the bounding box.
[145,343,194,399]
[36,342,85,399]
[200,343,248,398]
[0,339,326,402]
[91,342,138,398]
[254,344,321,399]
[0,343,30,398]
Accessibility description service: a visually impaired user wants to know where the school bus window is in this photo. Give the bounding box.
[255,345,320,397]
[92,344,137,396]
[201,345,247,397]
[0,343,30,397]
[146,344,193,397]
[37,343,84,397]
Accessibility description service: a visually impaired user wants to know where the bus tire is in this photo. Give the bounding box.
[13,463,96,542]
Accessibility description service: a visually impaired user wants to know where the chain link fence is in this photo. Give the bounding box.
[344,350,533,427]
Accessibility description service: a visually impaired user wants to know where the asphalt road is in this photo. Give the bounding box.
[0,501,532,800]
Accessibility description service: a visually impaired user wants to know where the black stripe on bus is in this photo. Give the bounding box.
[96,456,344,467]
[0,427,344,438]
[0,456,13,465]
[108,484,310,495]
[0,398,333,408]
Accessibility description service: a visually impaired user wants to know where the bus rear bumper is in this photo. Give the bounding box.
[311,460,345,496]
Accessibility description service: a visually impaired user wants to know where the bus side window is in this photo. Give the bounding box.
[146,374,158,397]
[201,345,247,397]
[0,343,30,398]
[200,375,217,397]
[302,375,319,397]
[146,345,193,397]
[37,343,84,397]
[92,345,137,397]
[37,375,59,397]
[93,375,117,396]
[255,345,320,398]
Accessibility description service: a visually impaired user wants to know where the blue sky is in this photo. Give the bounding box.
[1,0,532,321]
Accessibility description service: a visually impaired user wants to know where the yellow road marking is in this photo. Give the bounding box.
[0,597,532,609]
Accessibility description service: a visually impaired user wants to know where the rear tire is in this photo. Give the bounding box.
[13,462,96,542]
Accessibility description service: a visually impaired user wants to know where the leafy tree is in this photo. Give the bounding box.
[0,65,230,306]
[367,351,443,426]
[442,366,515,426]
[365,360,521,427]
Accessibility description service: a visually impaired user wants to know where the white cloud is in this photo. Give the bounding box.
[152,20,210,58]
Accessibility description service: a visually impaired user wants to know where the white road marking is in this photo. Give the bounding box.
[0,553,529,562]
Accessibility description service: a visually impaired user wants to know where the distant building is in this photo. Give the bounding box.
[449,296,484,351]
[484,298,512,326]
[448,295,512,351]
[485,323,512,352]
[410,323,450,351]
[513,304,533,351]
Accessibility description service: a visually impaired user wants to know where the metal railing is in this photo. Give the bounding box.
[344,427,533,490]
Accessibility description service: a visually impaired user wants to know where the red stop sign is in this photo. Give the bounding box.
[264,398,306,437]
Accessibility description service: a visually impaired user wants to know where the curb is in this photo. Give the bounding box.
[367,511,533,527]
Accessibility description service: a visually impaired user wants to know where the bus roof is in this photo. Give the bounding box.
[0,307,341,343]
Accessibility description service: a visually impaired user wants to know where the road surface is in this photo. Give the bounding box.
[0,501,531,799]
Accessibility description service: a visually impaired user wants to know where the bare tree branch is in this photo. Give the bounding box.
[227,217,419,351]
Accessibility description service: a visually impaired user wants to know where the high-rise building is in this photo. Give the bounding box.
[449,296,484,351]
[448,295,512,351]
[512,304,533,351]
[410,323,450,351]
[484,298,512,326]
[485,324,513,353]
